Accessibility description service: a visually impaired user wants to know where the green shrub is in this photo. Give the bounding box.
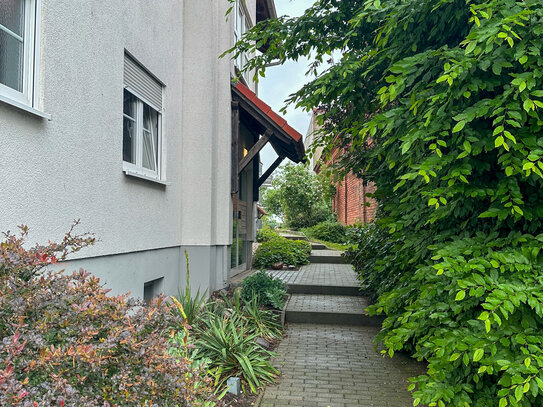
[292,239,312,256]
[0,224,215,407]
[302,221,347,243]
[345,223,400,301]
[256,227,279,243]
[252,238,310,269]
[193,312,278,394]
[241,270,287,309]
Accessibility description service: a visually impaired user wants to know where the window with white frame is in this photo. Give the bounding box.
[233,0,248,80]
[0,0,39,107]
[123,53,163,181]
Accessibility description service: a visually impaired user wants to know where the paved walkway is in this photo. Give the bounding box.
[261,324,424,407]
[267,263,358,287]
[250,259,425,406]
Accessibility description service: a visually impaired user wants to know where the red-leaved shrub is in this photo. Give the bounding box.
[0,222,216,406]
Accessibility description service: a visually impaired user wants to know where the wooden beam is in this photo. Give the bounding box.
[238,129,272,174]
[257,155,284,189]
[231,101,240,194]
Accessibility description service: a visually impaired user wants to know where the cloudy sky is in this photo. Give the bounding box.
[258,0,316,170]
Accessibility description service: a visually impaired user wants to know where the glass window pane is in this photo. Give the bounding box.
[142,130,156,171]
[0,29,23,91]
[123,116,136,164]
[0,0,24,37]
[123,89,137,118]
[142,105,159,171]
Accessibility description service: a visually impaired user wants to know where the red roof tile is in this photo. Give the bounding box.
[281,123,302,142]
[234,82,302,143]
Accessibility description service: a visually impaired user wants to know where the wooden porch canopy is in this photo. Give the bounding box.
[231,81,305,194]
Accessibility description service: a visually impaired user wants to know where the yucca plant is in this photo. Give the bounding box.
[243,297,283,341]
[194,313,278,393]
[173,250,207,326]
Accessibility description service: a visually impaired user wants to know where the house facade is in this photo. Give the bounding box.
[305,113,376,226]
[0,0,303,299]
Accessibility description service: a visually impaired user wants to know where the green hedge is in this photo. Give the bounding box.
[256,227,280,243]
[253,237,310,268]
[302,221,347,244]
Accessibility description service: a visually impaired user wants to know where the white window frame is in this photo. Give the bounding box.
[122,88,163,182]
[0,0,43,115]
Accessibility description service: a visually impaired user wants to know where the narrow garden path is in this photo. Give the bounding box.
[245,237,426,407]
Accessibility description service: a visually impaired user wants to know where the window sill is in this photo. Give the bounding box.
[123,168,169,186]
[0,93,51,120]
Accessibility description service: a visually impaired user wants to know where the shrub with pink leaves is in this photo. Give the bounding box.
[0,222,216,406]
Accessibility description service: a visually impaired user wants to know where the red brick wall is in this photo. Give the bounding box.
[317,143,377,226]
[331,172,377,226]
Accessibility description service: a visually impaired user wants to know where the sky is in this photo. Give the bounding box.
[258,0,316,171]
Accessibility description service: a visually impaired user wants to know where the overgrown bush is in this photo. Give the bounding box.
[256,227,279,243]
[241,270,287,309]
[345,223,400,301]
[0,223,215,406]
[252,237,310,269]
[302,221,347,244]
[292,239,312,256]
[229,0,543,404]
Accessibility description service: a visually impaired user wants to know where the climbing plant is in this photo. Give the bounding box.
[228,0,543,405]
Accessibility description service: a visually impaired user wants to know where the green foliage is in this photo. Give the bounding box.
[292,239,312,256]
[256,226,280,243]
[302,221,347,244]
[252,237,310,270]
[173,250,208,327]
[262,215,279,230]
[241,270,287,309]
[228,0,543,405]
[193,312,278,394]
[0,224,215,407]
[242,297,283,341]
[345,223,401,302]
[261,163,334,229]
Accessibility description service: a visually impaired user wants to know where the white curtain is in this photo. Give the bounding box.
[142,107,158,171]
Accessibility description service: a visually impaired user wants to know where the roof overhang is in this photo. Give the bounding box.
[256,0,277,22]
[232,81,305,163]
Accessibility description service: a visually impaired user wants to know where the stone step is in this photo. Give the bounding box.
[284,294,383,326]
[310,242,327,250]
[309,249,346,264]
[281,234,308,241]
[286,283,360,296]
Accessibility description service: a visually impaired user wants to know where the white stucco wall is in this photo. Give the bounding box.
[0,0,185,257]
[0,0,262,297]
[0,0,243,249]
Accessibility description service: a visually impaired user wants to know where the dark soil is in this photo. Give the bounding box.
[222,392,259,407]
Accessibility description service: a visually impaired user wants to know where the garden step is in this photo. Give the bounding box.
[310,242,327,250]
[286,283,361,296]
[284,294,383,326]
[309,249,346,264]
[281,234,308,241]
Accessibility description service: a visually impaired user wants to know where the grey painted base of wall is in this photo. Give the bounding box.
[62,245,229,299]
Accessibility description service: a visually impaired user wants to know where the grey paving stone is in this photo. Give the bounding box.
[267,263,359,287]
[260,324,425,407]
[286,294,369,314]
